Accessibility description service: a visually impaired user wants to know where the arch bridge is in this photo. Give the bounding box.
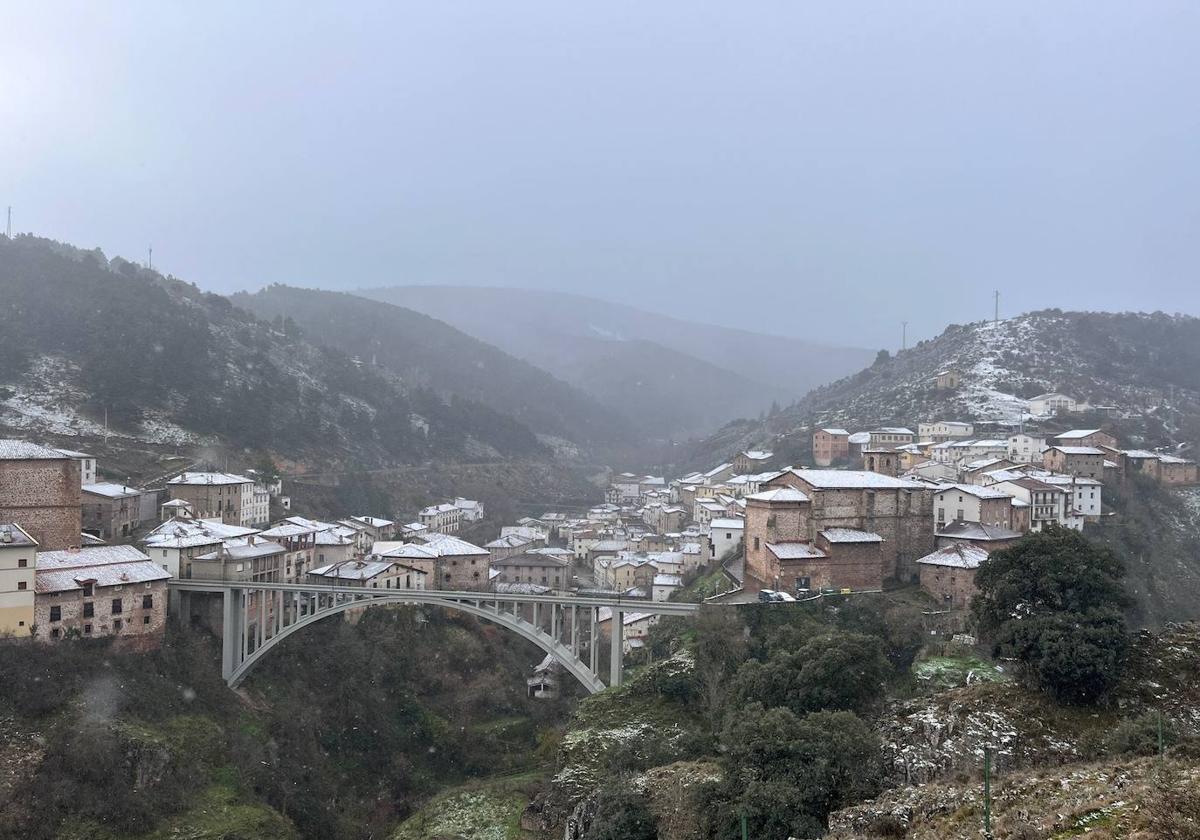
[168,581,700,693]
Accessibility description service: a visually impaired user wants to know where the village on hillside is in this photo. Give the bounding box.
[1,382,1196,696]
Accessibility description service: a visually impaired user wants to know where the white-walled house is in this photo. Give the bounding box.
[708,517,744,561]
[1007,434,1047,464]
[1039,475,1102,522]
[917,421,974,442]
[1028,393,1077,417]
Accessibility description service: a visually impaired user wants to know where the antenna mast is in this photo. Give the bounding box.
[5,206,10,239]
[993,290,1000,324]
[901,321,908,352]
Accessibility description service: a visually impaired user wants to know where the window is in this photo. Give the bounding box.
[51,628,60,638]
[17,581,26,591]
[82,583,94,597]
[143,616,150,625]
[84,624,92,634]
[113,619,122,631]
[17,558,27,568]
[753,537,760,551]
[142,594,153,609]
[111,598,123,614]
[50,606,61,622]
[83,601,94,618]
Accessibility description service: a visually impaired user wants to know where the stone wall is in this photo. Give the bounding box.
[0,459,81,550]
[35,579,167,647]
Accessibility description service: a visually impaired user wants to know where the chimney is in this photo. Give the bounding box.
[248,535,256,545]
[0,526,11,544]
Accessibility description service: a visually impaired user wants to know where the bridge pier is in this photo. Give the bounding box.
[609,608,623,687]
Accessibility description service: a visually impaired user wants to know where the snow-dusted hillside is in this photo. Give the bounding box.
[693,310,1200,465]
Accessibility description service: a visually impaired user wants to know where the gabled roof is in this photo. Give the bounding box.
[746,487,810,503]
[1046,446,1105,456]
[936,484,1013,500]
[169,471,253,486]
[935,521,1023,541]
[819,428,850,436]
[81,482,141,499]
[0,440,69,460]
[767,542,827,560]
[917,543,990,569]
[0,523,37,548]
[1054,429,1102,439]
[417,532,489,557]
[36,545,169,593]
[784,469,926,490]
[819,528,884,543]
[309,559,424,581]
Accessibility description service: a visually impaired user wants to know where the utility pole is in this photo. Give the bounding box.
[5,206,10,239]
[148,246,153,271]
[983,746,993,838]
[993,290,1000,325]
[901,321,908,352]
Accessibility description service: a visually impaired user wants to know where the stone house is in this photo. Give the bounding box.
[732,450,774,474]
[812,429,850,467]
[917,543,989,609]
[166,472,260,527]
[35,545,169,648]
[419,503,462,534]
[415,532,491,590]
[0,441,81,550]
[307,558,427,590]
[1052,429,1117,451]
[1159,455,1200,485]
[862,449,900,476]
[347,515,396,543]
[81,482,142,540]
[743,470,934,590]
[934,370,961,390]
[489,552,570,590]
[1042,446,1105,480]
[0,523,37,635]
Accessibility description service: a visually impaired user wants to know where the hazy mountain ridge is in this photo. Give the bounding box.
[357,285,876,437]
[230,285,635,448]
[0,235,548,466]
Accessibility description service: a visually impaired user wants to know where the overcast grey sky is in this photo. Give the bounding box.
[2,2,1198,347]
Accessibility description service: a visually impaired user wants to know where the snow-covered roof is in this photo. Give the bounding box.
[709,517,745,529]
[81,482,141,499]
[746,487,809,503]
[1122,449,1159,459]
[168,471,253,486]
[1054,429,1102,439]
[375,543,439,560]
[351,515,395,528]
[309,559,422,581]
[0,440,68,460]
[848,432,871,444]
[917,543,990,569]
[936,484,1013,500]
[491,552,569,568]
[819,428,850,436]
[820,528,884,543]
[53,448,93,459]
[195,538,286,561]
[420,503,459,516]
[741,450,774,460]
[417,532,490,557]
[1047,446,1105,455]
[258,522,318,539]
[767,541,827,560]
[704,463,733,477]
[0,523,37,548]
[785,469,926,490]
[1039,475,1103,487]
[36,546,168,593]
[143,517,258,548]
[872,427,915,435]
[935,521,1023,541]
[653,573,683,587]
